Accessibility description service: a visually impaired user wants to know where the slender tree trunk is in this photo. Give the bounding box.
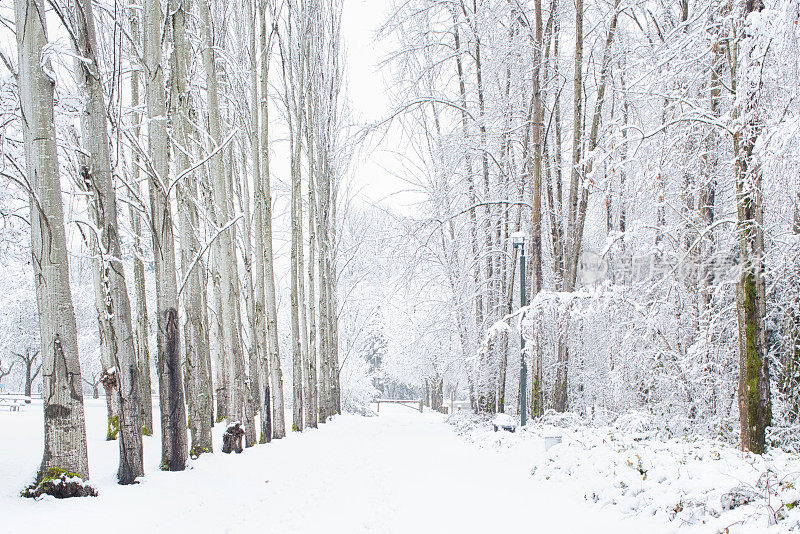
[211,261,228,421]
[317,166,330,422]
[127,10,153,435]
[82,217,118,440]
[735,0,770,454]
[227,145,257,447]
[71,0,144,483]
[170,0,213,457]
[328,172,341,415]
[553,0,584,412]
[304,37,319,428]
[238,145,261,421]
[306,142,319,429]
[15,0,90,484]
[260,0,286,439]
[451,7,481,411]
[553,0,619,412]
[249,0,270,443]
[469,0,496,414]
[198,0,250,440]
[143,0,188,470]
[253,0,271,443]
[289,105,304,432]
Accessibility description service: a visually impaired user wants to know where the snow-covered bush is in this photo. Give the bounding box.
[340,353,378,415]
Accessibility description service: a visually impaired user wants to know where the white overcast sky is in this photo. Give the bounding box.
[341,0,424,213]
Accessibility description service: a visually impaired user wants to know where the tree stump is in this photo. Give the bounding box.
[222,422,244,454]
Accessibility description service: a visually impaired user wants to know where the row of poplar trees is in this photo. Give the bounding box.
[12,0,344,490]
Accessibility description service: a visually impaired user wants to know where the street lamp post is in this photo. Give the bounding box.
[512,232,527,427]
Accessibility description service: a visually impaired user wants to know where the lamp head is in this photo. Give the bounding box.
[511,231,526,248]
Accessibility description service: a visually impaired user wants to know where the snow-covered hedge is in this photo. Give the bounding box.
[449,411,800,533]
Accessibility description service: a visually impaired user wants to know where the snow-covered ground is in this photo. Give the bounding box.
[449,410,800,534]
[4,400,668,533]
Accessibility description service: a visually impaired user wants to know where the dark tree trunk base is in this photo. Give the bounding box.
[23,469,98,499]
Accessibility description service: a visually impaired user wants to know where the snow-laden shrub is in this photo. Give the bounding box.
[510,285,740,441]
[540,409,585,428]
[340,354,378,415]
[613,411,655,435]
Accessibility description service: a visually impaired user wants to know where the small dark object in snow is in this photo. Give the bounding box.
[222,422,245,454]
[492,414,517,432]
[720,487,759,510]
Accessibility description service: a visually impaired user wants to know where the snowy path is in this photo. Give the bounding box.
[2,401,668,533]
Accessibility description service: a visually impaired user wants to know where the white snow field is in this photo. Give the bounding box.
[2,400,668,534]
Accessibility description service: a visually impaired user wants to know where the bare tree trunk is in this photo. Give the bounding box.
[328,173,341,415]
[289,98,304,432]
[260,0,286,439]
[16,350,41,398]
[253,0,271,443]
[531,0,543,300]
[170,0,213,458]
[553,0,619,412]
[226,145,256,447]
[283,11,305,431]
[211,263,228,421]
[15,0,90,484]
[317,168,330,422]
[80,217,118,440]
[306,141,319,429]
[553,0,585,412]
[450,6,481,412]
[237,144,261,422]
[143,0,188,471]
[70,0,144,483]
[467,0,496,414]
[127,9,153,435]
[734,0,770,454]
[197,0,250,441]
[246,0,270,444]
[304,28,319,428]
[698,12,722,359]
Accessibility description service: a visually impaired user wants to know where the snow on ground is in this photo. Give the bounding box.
[449,410,800,534]
[3,400,668,533]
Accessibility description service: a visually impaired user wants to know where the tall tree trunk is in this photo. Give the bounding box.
[289,102,304,432]
[143,0,188,471]
[80,213,118,440]
[553,0,619,412]
[238,143,261,422]
[735,0,770,454]
[317,164,330,422]
[306,134,319,429]
[553,0,584,412]
[170,0,213,457]
[71,0,144,483]
[469,0,496,414]
[198,0,250,440]
[253,0,272,443]
[328,170,341,415]
[211,259,228,421]
[260,0,286,439]
[450,6,481,411]
[127,9,153,435]
[15,0,90,484]
[304,29,319,428]
[227,144,257,447]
